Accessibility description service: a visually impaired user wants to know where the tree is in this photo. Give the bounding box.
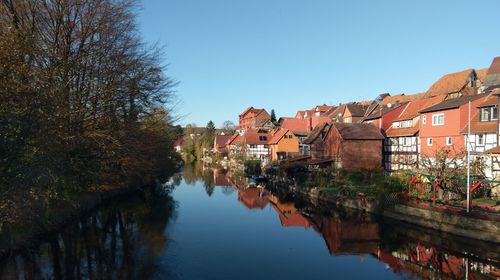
[270,109,277,123]
[0,0,178,197]
[222,120,236,134]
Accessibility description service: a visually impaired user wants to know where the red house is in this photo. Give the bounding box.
[419,94,488,158]
[238,107,271,131]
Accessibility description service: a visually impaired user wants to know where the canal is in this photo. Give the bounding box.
[1,164,499,279]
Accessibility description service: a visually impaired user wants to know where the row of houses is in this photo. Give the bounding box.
[213,56,500,177]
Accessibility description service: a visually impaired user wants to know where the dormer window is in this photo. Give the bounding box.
[259,136,268,141]
[480,106,498,122]
[392,122,400,129]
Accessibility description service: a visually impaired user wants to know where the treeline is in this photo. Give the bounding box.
[0,0,180,201]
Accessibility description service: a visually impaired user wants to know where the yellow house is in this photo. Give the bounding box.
[269,129,300,161]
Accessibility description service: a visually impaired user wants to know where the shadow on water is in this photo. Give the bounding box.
[0,183,179,280]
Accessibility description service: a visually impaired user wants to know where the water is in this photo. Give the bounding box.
[1,164,499,279]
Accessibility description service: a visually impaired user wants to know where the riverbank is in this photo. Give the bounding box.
[280,183,500,243]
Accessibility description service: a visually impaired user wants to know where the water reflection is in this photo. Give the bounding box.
[199,166,500,280]
[0,185,177,280]
[1,164,500,279]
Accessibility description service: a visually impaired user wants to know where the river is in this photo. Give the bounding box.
[1,163,499,279]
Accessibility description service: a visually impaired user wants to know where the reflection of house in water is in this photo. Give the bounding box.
[237,188,268,209]
[267,194,311,228]
[306,214,380,255]
[213,168,232,187]
[376,244,500,279]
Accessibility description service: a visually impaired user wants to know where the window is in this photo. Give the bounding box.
[427,138,433,146]
[249,144,257,148]
[422,115,427,125]
[479,106,498,122]
[259,136,267,141]
[477,134,485,146]
[446,137,452,146]
[401,120,413,128]
[344,117,351,123]
[403,137,412,147]
[432,113,444,126]
[392,122,400,128]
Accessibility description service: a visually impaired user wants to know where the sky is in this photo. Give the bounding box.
[137,0,500,127]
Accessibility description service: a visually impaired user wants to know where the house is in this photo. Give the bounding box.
[482,57,500,93]
[213,134,232,154]
[278,117,312,155]
[384,96,445,172]
[226,133,244,156]
[312,104,335,117]
[327,123,385,171]
[242,129,271,161]
[362,93,423,133]
[422,69,483,100]
[238,107,271,131]
[461,94,499,178]
[174,138,184,153]
[419,94,488,158]
[303,122,385,171]
[268,129,300,161]
[342,103,368,123]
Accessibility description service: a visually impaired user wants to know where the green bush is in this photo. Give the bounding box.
[244,160,261,175]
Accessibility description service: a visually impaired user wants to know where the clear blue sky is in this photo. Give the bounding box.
[137,0,500,127]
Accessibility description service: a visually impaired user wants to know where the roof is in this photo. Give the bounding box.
[323,106,338,117]
[295,111,305,119]
[214,135,232,148]
[461,111,497,134]
[268,129,291,145]
[226,133,243,146]
[385,126,419,137]
[476,93,498,108]
[243,129,271,145]
[380,93,424,106]
[279,117,310,133]
[461,95,498,134]
[333,123,385,140]
[363,103,406,121]
[303,122,331,144]
[419,93,488,113]
[485,146,500,154]
[345,104,367,117]
[423,69,475,98]
[476,68,489,82]
[484,57,500,91]
[314,104,334,112]
[239,107,268,118]
[326,104,347,119]
[393,95,446,121]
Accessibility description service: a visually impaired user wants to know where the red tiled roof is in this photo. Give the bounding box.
[385,126,419,137]
[393,95,446,121]
[476,68,489,82]
[227,133,243,146]
[243,129,271,145]
[214,135,232,148]
[485,146,500,154]
[420,93,488,113]
[280,117,310,133]
[380,93,424,106]
[423,69,475,98]
[461,96,498,134]
[268,129,290,145]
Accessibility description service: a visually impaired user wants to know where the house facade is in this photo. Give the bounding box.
[303,122,385,171]
[269,129,300,161]
[238,107,271,131]
[383,96,445,172]
[419,94,488,158]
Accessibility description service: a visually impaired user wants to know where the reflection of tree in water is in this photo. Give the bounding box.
[0,185,177,280]
[220,186,235,196]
